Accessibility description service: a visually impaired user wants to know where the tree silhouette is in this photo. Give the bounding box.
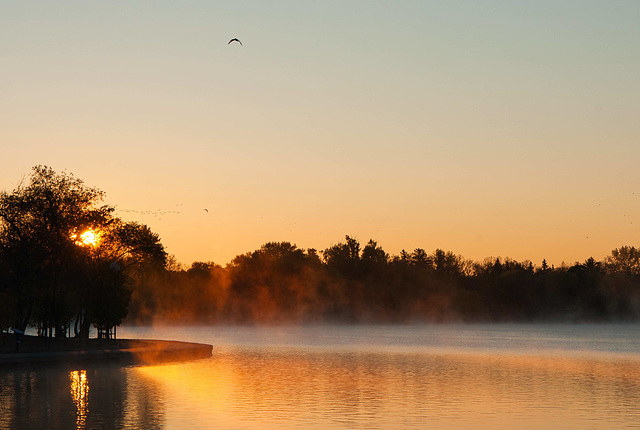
[225,242,324,323]
[605,246,640,274]
[3,168,640,329]
[0,166,166,339]
[0,166,113,336]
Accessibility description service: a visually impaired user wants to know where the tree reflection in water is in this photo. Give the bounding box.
[0,364,165,430]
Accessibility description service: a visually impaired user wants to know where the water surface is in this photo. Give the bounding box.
[1,324,639,429]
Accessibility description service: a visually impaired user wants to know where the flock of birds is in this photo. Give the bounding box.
[115,38,239,221]
[116,204,211,221]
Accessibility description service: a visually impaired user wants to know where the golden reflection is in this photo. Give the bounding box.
[70,370,89,430]
[134,351,640,430]
[136,362,236,428]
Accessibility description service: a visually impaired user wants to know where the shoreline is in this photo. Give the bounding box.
[0,335,212,366]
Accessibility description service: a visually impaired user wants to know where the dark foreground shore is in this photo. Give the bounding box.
[0,334,212,366]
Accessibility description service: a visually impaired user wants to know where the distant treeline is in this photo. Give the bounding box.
[128,237,640,324]
[2,167,639,335]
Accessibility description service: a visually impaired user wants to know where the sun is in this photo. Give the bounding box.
[78,229,100,247]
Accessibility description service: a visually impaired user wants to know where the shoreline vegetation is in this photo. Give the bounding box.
[2,167,640,351]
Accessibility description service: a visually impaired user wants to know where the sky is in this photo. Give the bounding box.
[1,1,639,267]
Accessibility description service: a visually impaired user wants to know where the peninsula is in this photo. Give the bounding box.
[0,334,212,366]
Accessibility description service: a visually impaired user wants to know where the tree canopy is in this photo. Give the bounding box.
[125,236,640,325]
[0,166,166,338]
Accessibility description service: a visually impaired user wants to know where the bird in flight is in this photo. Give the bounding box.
[228,38,242,46]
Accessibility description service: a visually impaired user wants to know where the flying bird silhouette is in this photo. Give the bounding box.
[228,38,242,46]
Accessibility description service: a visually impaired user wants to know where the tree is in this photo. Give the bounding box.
[605,246,640,274]
[0,166,166,339]
[431,249,467,277]
[0,166,113,336]
[225,242,322,323]
[541,259,549,272]
[361,240,388,268]
[82,220,167,338]
[322,235,361,277]
[411,248,430,266]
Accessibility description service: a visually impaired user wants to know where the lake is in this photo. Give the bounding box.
[1,324,639,429]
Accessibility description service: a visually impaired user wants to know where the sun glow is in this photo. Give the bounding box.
[77,229,100,247]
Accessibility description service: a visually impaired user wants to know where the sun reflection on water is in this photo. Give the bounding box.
[70,370,89,430]
[133,348,640,430]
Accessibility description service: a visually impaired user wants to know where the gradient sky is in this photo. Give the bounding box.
[2,1,639,267]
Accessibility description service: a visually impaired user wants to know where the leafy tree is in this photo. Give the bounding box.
[224,242,323,323]
[605,246,640,274]
[86,221,166,337]
[361,240,388,269]
[0,166,166,339]
[322,236,361,276]
[0,166,112,335]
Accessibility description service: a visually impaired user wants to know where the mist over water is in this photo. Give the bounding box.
[122,324,640,357]
[2,324,639,430]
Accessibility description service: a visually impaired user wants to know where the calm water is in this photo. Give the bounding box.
[1,324,639,429]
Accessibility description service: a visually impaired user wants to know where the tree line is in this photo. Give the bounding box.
[127,239,640,325]
[1,167,639,338]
